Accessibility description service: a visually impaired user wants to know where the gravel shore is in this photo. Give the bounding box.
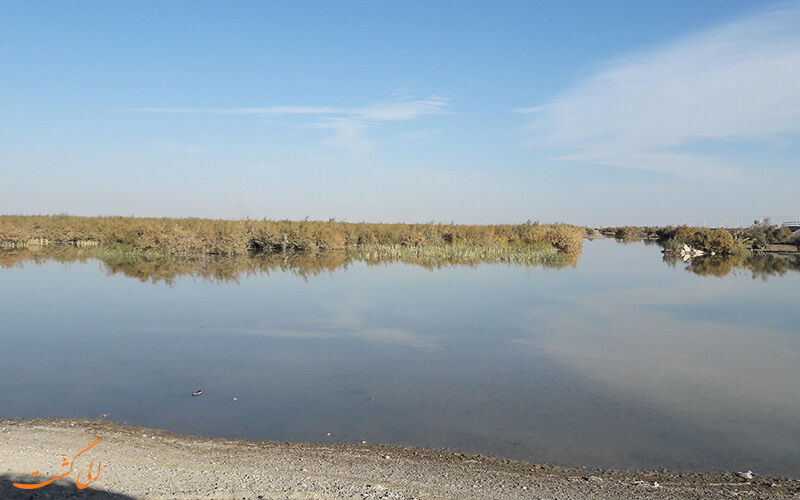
[1,419,797,499]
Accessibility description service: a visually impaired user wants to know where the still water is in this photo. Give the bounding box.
[2,239,799,476]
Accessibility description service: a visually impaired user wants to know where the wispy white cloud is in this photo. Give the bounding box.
[133,105,347,115]
[133,96,450,155]
[357,96,450,121]
[518,2,800,181]
[511,105,544,115]
[316,117,373,156]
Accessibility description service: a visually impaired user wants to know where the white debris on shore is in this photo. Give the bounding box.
[663,243,706,261]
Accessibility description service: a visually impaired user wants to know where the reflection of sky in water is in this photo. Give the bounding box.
[1,239,799,475]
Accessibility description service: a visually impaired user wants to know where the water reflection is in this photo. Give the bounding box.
[14,241,797,284]
[663,252,800,279]
[0,244,578,284]
[2,239,799,476]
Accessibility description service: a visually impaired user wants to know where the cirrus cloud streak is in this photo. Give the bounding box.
[518,2,800,182]
[132,96,450,156]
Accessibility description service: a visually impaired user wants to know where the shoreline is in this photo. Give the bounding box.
[2,419,798,499]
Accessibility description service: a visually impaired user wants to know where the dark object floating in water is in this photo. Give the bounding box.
[192,390,203,397]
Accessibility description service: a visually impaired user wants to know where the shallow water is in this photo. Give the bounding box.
[2,239,800,476]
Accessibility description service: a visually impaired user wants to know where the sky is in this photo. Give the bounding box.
[1,1,799,226]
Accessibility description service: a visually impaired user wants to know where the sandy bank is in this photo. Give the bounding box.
[1,419,797,499]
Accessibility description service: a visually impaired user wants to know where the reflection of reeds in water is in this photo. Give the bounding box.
[0,242,579,285]
[663,252,800,279]
[0,216,584,283]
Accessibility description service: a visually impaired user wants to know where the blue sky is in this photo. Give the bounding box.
[1,1,798,225]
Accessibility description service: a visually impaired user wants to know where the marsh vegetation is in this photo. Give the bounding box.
[663,251,800,279]
[594,223,798,255]
[0,216,583,263]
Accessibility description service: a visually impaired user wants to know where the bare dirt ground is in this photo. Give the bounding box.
[1,419,798,499]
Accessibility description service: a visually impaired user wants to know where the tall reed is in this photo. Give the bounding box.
[0,215,584,257]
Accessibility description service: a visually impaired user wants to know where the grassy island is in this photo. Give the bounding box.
[593,223,797,255]
[0,215,584,272]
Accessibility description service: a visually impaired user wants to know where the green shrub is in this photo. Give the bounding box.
[657,226,748,255]
[733,224,794,248]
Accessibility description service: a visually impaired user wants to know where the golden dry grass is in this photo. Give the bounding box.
[0,215,584,258]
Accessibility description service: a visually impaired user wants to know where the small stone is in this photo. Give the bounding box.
[587,475,603,483]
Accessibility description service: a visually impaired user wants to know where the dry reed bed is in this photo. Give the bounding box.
[0,215,584,258]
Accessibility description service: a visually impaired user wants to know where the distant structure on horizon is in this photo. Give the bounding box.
[781,221,800,232]
[782,217,800,232]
